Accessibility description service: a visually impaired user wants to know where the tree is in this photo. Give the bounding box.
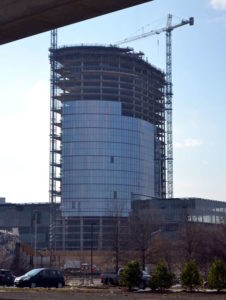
[176,222,201,263]
[120,260,142,291]
[150,260,174,291]
[175,221,216,274]
[147,234,174,272]
[106,199,129,273]
[180,259,201,291]
[210,225,226,263]
[208,258,226,292]
[128,207,159,270]
[0,231,20,271]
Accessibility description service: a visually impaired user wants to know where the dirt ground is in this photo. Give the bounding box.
[1,288,226,300]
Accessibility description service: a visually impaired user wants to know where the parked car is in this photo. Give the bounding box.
[0,269,15,286]
[14,268,65,288]
[138,271,150,289]
[100,269,122,286]
[100,268,150,289]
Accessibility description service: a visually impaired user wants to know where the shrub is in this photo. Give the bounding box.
[150,260,174,291]
[180,259,200,291]
[208,258,226,292]
[120,260,142,291]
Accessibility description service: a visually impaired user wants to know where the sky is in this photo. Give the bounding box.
[0,0,225,203]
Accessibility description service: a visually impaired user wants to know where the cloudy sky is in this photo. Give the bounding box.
[0,0,225,203]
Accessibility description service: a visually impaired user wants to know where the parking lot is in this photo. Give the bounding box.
[1,275,226,300]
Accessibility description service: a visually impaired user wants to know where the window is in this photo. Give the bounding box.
[110,156,114,163]
[113,191,117,199]
[49,270,58,277]
[40,270,49,278]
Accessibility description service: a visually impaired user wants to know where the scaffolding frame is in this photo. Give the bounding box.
[49,29,61,253]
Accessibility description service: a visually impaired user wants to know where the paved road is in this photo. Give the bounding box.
[0,287,226,300]
[0,288,126,300]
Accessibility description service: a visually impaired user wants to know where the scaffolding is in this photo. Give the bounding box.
[49,29,61,252]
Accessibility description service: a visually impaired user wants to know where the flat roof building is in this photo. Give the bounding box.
[0,197,5,204]
[0,198,225,250]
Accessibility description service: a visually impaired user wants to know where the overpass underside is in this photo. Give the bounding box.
[0,0,151,45]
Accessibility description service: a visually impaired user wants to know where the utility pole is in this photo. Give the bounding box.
[34,211,38,268]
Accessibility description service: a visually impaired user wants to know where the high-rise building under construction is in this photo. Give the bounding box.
[49,45,166,249]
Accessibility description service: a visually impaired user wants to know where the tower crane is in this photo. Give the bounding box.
[116,14,194,199]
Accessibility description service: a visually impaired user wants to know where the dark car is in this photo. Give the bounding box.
[0,269,15,286]
[138,271,150,289]
[101,268,150,289]
[14,268,65,288]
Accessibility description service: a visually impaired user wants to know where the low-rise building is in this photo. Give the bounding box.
[0,198,225,250]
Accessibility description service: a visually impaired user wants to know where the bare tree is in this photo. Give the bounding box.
[209,224,226,262]
[106,199,129,272]
[11,242,31,275]
[174,221,218,275]
[147,234,174,271]
[176,222,201,262]
[0,230,20,270]
[128,207,160,270]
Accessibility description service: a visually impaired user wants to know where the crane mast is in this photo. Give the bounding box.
[116,14,194,199]
[165,14,173,198]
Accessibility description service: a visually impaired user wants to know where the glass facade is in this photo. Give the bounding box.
[61,100,159,217]
[0,198,226,250]
[51,46,166,205]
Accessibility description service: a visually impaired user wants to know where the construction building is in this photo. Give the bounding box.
[49,45,166,249]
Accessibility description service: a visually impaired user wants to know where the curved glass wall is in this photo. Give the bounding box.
[51,45,166,201]
[61,100,160,217]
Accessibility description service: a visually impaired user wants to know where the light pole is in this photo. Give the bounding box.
[90,223,94,284]
[34,211,38,268]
